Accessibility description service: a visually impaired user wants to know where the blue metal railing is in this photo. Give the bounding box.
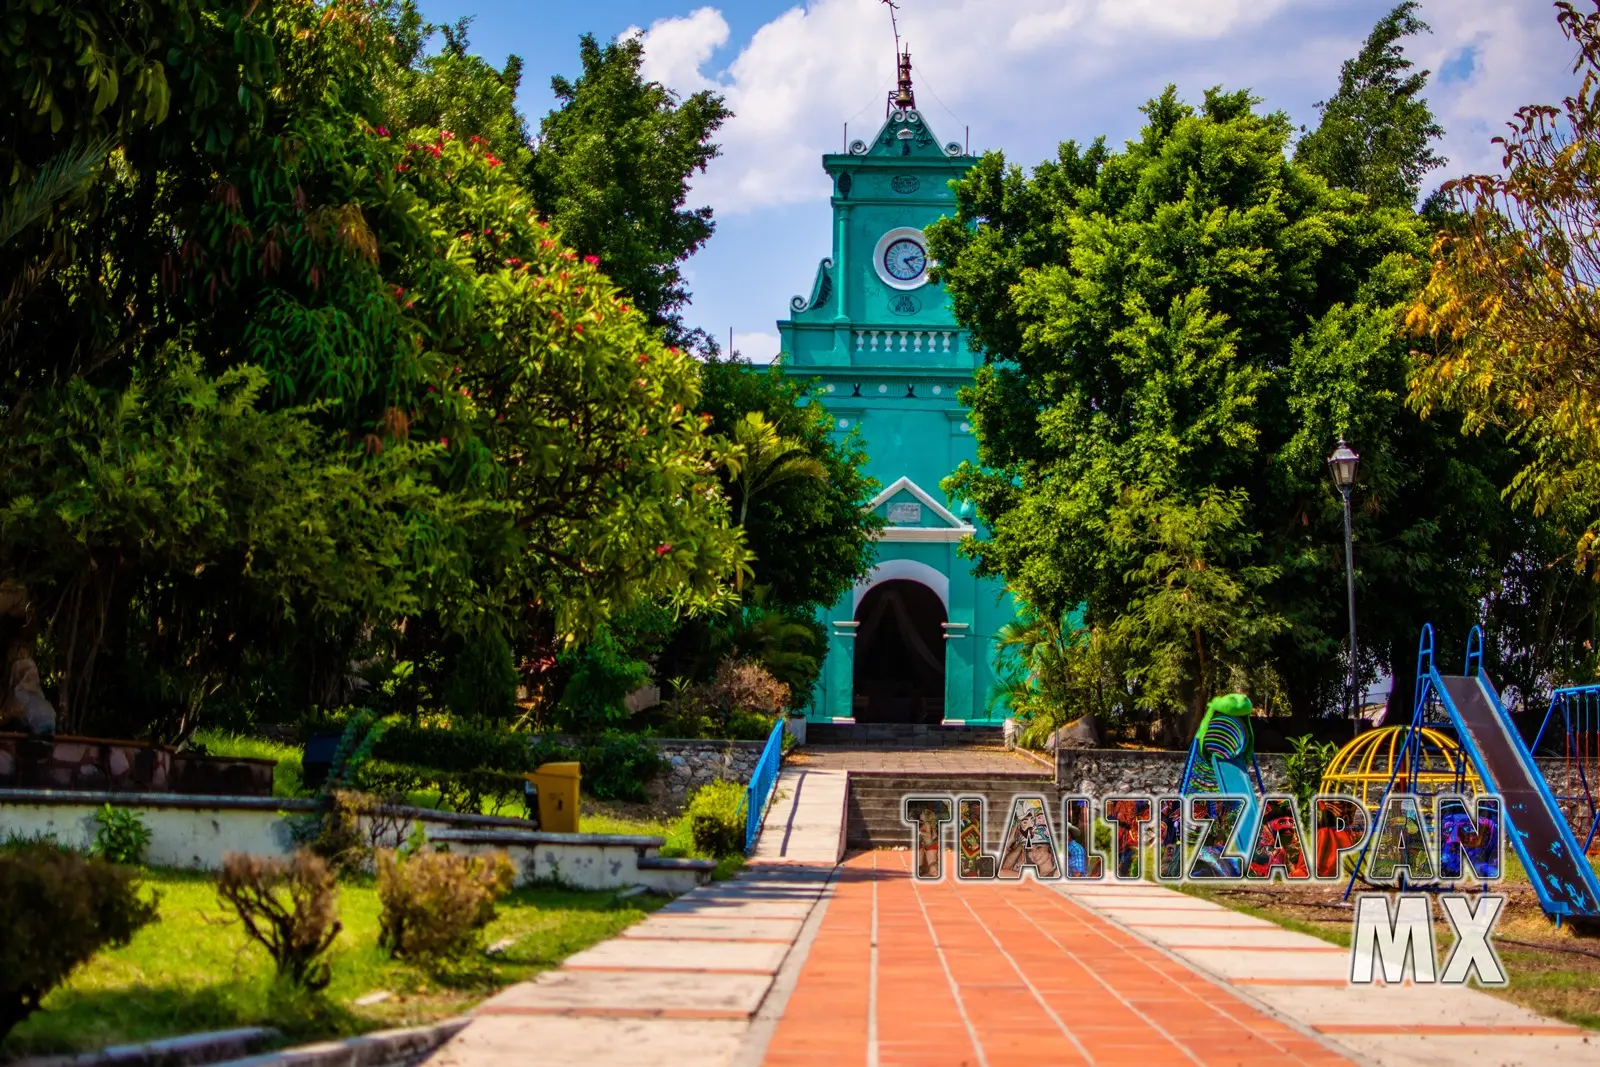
[742,720,786,854]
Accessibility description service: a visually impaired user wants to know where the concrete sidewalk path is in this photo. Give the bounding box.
[748,766,848,865]
[1060,879,1600,1067]
[422,863,837,1067]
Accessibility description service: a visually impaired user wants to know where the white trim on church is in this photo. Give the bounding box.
[866,476,974,542]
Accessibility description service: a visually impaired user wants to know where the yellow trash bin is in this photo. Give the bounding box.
[527,761,581,833]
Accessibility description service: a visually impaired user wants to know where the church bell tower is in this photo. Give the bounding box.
[777,51,1016,727]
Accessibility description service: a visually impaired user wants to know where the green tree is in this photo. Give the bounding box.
[380,7,533,178]
[528,34,730,351]
[927,84,1513,723]
[0,0,746,738]
[1294,2,1445,209]
[697,355,882,614]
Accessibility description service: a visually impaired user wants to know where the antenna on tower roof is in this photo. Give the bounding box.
[882,0,915,116]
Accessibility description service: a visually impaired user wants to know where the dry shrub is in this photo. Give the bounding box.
[215,850,342,990]
[376,847,516,961]
[0,845,159,1040]
[706,659,789,716]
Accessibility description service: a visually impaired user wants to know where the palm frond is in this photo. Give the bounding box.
[0,135,115,247]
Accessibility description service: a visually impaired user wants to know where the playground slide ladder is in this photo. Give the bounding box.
[1352,624,1600,921]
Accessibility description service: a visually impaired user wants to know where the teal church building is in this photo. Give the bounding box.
[778,54,1015,725]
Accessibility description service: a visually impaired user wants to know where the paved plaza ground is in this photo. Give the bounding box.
[424,756,1600,1067]
[787,745,1049,775]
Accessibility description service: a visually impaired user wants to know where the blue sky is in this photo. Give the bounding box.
[416,0,1581,361]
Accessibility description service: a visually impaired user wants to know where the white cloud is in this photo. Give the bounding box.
[732,330,782,363]
[626,7,729,94]
[630,0,1578,218]
[633,0,1309,214]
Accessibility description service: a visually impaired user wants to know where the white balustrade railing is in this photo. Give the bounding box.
[853,329,958,354]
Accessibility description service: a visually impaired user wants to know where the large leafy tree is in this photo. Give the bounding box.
[1294,2,1444,209]
[528,34,730,352]
[697,355,882,614]
[1411,1,1600,556]
[0,0,744,738]
[927,84,1511,730]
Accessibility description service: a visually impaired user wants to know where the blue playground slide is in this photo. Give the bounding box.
[1429,657,1600,921]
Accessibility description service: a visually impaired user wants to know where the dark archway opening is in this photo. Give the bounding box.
[852,580,946,724]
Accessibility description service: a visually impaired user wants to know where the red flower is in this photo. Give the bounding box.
[440,436,449,447]
[637,354,649,364]
[656,543,672,556]
[485,154,502,167]
[469,135,484,146]
[584,255,599,266]
[440,130,455,141]
[427,143,441,158]
[376,126,390,138]
[506,257,521,266]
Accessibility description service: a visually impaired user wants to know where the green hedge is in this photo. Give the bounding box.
[367,724,664,805]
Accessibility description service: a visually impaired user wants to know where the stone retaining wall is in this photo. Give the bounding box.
[648,739,766,807]
[1054,748,1289,795]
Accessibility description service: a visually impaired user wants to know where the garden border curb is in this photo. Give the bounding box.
[204,1020,470,1067]
[11,1027,281,1067]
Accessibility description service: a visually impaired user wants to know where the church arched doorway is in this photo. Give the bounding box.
[852,580,946,724]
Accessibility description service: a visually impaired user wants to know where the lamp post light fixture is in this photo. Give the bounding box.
[1328,437,1361,735]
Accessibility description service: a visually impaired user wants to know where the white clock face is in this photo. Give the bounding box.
[883,238,927,282]
[873,226,931,291]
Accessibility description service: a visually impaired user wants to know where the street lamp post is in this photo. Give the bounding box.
[1328,437,1361,735]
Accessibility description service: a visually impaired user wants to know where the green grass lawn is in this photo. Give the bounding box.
[2,867,666,1059]
[192,730,308,799]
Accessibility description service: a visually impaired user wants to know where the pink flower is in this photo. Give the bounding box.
[584,255,599,266]
[656,543,672,556]
[376,126,390,138]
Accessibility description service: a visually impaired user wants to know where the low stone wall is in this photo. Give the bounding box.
[1054,746,1573,801]
[648,739,766,807]
[1054,748,1289,795]
[0,734,275,796]
[0,789,706,893]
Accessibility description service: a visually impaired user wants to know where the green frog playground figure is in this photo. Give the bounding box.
[1183,693,1263,876]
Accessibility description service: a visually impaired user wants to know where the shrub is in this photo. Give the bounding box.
[441,629,520,721]
[1286,735,1339,819]
[726,709,777,741]
[89,805,152,865]
[215,850,342,990]
[0,845,159,1040]
[705,659,789,718]
[376,847,516,960]
[572,731,665,802]
[687,779,746,857]
[361,762,529,815]
[376,722,536,776]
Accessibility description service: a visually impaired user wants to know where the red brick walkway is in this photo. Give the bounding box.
[763,851,1352,1067]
